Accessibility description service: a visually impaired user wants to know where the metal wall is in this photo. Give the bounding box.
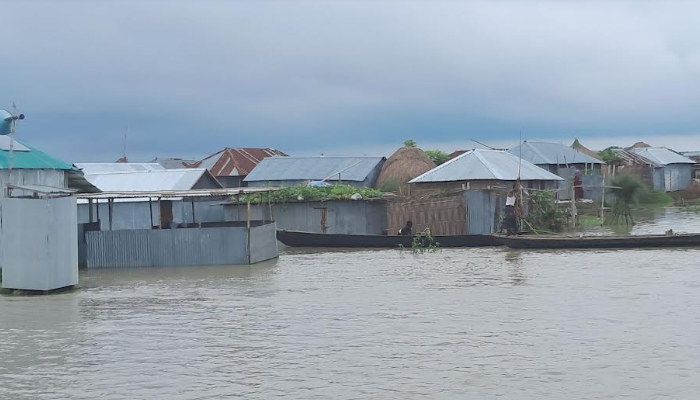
[0,169,66,198]
[224,200,387,235]
[465,190,500,235]
[1,197,78,291]
[653,164,693,192]
[85,223,277,268]
[78,200,226,230]
[249,223,279,264]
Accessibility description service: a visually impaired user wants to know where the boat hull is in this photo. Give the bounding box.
[494,234,700,250]
[276,230,498,248]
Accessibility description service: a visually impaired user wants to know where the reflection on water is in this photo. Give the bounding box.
[584,206,700,235]
[3,246,700,399]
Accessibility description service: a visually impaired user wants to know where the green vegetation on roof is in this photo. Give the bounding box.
[240,184,383,203]
[0,143,74,170]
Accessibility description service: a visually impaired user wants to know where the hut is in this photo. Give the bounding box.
[629,147,694,192]
[409,149,564,193]
[375,147,436,194]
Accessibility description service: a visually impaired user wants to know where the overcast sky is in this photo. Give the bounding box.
[1,1,699,162]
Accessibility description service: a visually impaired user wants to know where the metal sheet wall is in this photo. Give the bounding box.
[0,197,78,290]
[85,226,251,268]
[249,223,279,264]
[224,200,387,235]
[653,165,693,192]
[465,190,499,235]
[0,169,66,198]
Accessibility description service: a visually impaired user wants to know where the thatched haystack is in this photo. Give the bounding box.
[376,147,436,194]
[571,139,603,161]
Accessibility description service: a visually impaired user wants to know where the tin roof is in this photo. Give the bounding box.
[83,168,220,192]
[193,148,288,177]
[75,163,166,174]
[409,149,564,183]
[509,141,605,165]
[244,156,385,182]
[629,147,695,166]
[0,138,74,170]
[152,157,198,169]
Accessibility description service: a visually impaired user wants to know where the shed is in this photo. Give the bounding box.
[192,148,288,187]
[0,136,92,197]
[409,149,563,193]
[509,141,605,174]
[629,147,694,192]
[375,147,435,193]
[244,156,386,188]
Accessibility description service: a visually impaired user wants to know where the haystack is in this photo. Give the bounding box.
[375,147,436,194]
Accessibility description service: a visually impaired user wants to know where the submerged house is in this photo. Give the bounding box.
[244,156,385,188]
[75,163,223,230]
[191,148,288,188]
[628,147,695,192]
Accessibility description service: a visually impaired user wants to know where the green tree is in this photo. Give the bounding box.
[598,147,623,164]
[424,150,450,165]
[403,139,417,148]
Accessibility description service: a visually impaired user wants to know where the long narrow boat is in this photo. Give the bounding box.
[277,230,498,248]
[494,233,700,250]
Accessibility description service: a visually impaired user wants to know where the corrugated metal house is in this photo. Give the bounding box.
[509,141,605,174]
[629,147,695,192]
[680,151,700,180]
[409,149,564,192]
[508,141,606,200]
[75,164,224,230]
[191,148,288,187]
[244,156,386,188]
[0,136,93,197]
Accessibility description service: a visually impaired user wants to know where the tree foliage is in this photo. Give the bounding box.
[598,147,623,164]
[403,139,417,148]
[424,150,450,166]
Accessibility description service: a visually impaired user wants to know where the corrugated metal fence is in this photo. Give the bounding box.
[85,223,278,268]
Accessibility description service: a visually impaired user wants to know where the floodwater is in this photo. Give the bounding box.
[3,244,700,399]
[584,205,700,235]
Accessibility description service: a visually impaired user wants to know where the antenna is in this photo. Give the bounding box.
[1,104,25,184]
[123,126,128,161]
[471,139,497,150]
[518,129,522,180]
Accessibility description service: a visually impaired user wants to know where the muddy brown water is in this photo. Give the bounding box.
[2,241,700,399]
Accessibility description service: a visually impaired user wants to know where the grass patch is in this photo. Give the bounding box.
[638,189,674,205]
[579,216,603,227]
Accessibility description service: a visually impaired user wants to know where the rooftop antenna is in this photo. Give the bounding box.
[471,139,497,150]
[123,126,128,161]
[1,104,25,186]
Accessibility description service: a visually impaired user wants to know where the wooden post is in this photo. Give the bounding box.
[149,197,154,228]
[88,198,94,223]
[96,200,100,227]
[108,198,114,231]
[600,182,605,227]
[247,197,251,229]
[570,183,577,229]
[191,201,196,224]
[158,197,163,229]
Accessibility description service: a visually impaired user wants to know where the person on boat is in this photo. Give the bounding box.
[503,186,518,236]
[398,221,413,235]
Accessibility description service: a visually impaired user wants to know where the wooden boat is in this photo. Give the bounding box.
[494,233,700,250]
[276,230,498,248]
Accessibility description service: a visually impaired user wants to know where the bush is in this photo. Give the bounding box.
[607,174,645,225]
[524,190,567,232]
[240,184,383,203]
